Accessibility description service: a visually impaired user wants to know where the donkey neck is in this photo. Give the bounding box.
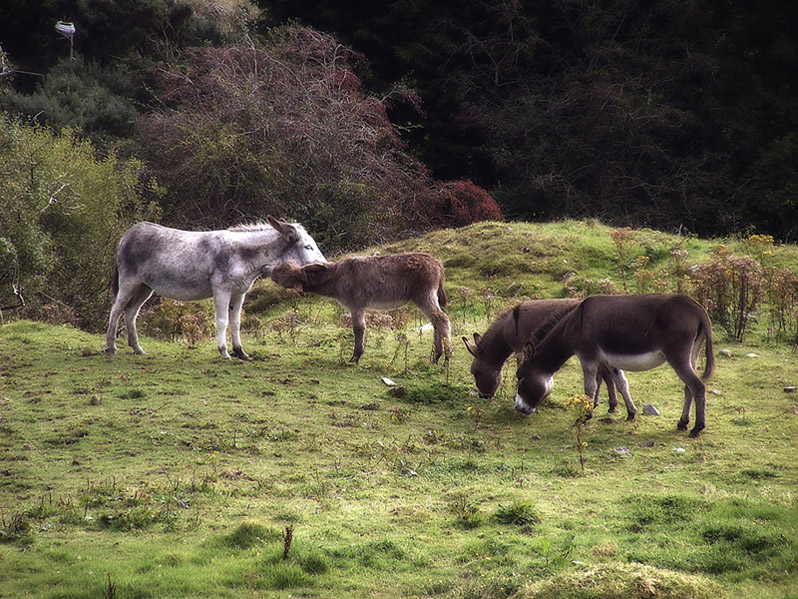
[478,317,516,366]
[303,261,345,297]
[534,320,576,374]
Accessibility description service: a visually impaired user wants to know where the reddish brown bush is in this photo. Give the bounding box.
[133,26,441,249]
[415,180,503,229]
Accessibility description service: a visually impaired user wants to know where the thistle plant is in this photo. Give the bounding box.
[442,336,453,383]
[669,247,690,293]
[566,394,593,475]
[747,234,775,264]
[609,227,636,292]
[466,405,484,430]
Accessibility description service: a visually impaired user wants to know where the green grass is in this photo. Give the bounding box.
[1,220,797,598]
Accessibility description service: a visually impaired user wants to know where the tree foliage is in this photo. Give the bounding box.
[1,58,139,147]
[264,0,798,240]
[0,115,146,329]
[132,26,499,249]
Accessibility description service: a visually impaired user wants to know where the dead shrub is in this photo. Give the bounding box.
[762,266,798,341]
[140,299,212,345]
[689,246,763,341]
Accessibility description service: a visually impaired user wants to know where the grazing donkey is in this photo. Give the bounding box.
[106,217,326,359]
[515,294,715,437]
[271,253,451,364]
[463,299,618,410]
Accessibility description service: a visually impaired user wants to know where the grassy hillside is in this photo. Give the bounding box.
[1,220,796,599]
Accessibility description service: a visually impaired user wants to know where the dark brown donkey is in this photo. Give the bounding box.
[271,253,451,364]
[515,294,715,437]
[463,300,618,411]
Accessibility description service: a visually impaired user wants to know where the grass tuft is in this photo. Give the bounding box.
[223,522,277,549]
[520,563,725,599]
[493,501,542,527]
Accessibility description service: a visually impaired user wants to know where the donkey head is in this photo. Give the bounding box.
[271,261,305,292]
[463,333,502,398]
[514,342,553,415]
[267,216,326,266]
[271,261,330,294]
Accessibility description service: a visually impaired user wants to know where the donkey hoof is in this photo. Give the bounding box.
[350,355,361,364]
[688,425,704,438]
[677,420,689,431]
[105,347,116,356]
[626,412,636,422]
[233,348,251,361]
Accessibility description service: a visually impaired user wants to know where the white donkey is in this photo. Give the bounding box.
[106,217,326,359]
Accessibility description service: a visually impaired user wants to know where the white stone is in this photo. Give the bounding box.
[642,403,660,416]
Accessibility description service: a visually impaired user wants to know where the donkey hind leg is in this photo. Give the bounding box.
[428,308,452,364]
[125,286,154,354]
[105,283,152,355]
[673,355,706,437]
[228,293,250,360]
[608,368,637,421]
[213,291,233,359]
[599,367,619,413]
[350,309,366,363]
[106,293,127,355]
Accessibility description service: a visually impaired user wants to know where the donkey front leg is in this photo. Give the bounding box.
[350,309,366,364]
[580,362,599,420]
[607,368,637,421]
[600,367,619,413]
[228,293,250,360]
[213,292,232,359]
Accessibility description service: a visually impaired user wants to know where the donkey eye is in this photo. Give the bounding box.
[304,245,313,250]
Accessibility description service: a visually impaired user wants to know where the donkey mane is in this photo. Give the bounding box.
[529,306,576,346]
[478,305,515,345]
[228,221,274,233]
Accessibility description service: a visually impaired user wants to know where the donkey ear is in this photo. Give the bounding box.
[462,336,478,356]
[304,263,328,275]
[513,305,522,336]
[522,341,535,363]
[293,281,304,293]
[267,215,299,244]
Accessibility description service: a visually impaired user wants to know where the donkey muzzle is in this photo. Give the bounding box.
[514,394,536,415]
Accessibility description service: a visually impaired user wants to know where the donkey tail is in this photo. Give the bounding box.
[700,312,715,381]
[437,274,448,309]
[111,265,120,298]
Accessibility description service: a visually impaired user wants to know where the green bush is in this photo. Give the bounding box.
[493,501,542,527]
[0,114,146,330]
[0,58,139,144]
